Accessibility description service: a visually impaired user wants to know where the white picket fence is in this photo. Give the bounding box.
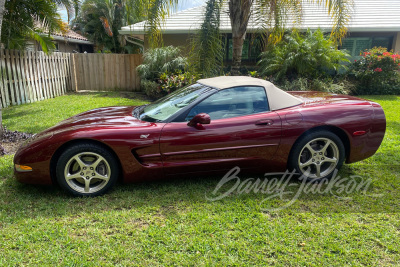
[0,49,72,108]
[0,50,144,109]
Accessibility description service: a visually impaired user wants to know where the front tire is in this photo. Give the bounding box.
[56,143,119,196]
[288,131,345,182]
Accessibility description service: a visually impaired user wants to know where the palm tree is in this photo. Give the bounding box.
[147,0,352,76]
[73,0,122,52]
[1,0,66,52]
[0,0,73,137]
[54,0,81,22]
[189,0,224,77]
[0,0,5,138]
[73,0,148,53]
[228,0,352,75]
[0,0,5,45]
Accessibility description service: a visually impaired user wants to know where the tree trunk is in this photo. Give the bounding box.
[228,0,252,75]
[0,0,5,139]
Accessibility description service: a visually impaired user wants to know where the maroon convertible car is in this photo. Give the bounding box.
[14,76,386,196]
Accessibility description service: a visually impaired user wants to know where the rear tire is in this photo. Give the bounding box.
[288,131,345,182]
[56,143,119,196]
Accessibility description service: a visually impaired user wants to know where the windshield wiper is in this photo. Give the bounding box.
[132,104,148,119]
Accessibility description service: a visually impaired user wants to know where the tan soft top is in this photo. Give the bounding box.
[197,76,303,111]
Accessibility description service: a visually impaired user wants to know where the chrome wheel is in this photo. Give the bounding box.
[298,137,339,179]
[64,152,111,194]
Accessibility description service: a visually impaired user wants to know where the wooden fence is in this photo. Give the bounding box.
[0,49,72,108]
[0,50,143,109]
[71,53,143,92]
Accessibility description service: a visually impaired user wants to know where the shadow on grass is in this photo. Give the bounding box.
[2,109,34,120]
[79,91,152,102]
[1,164,398,223]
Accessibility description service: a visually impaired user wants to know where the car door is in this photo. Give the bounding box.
[159,86,282,176]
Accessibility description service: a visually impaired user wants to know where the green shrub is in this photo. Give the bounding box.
[277,77,350,95]
[348,47,400,95]
[137,46,195,98]
[157,72,199,94]
[141,72,199,99]
[137,46,187,81]
[141,79,161,99]
[277,77,310,91]
[258,29,350,81]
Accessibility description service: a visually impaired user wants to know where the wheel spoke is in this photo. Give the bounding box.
[323,157,337,163]
[84,179,91,193]
[315,164,321,177]
[300,159,314,169]
[89,157,103,169]
[66,173,82,180]
[73,155,86,169]
[93,172,109,181]
[321,140,332,153]
[306,143,316,154]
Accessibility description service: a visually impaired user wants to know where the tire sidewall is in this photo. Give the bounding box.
[56,143,119,196]
[288,130,345,182]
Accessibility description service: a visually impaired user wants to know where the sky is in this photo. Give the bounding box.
[58,0,206,23]
[58,7,69,22]
[177,0,206,11]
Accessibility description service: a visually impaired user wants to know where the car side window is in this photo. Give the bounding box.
[185,86,269,121]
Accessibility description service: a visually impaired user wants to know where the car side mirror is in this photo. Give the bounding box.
[187,113,211,129]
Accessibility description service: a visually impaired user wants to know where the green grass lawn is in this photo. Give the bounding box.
[2,92,149,134]
[0,93,399,265]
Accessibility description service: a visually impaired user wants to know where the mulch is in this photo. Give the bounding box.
[0,127,33,156]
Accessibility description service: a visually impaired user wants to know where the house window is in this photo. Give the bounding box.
[54,42,59,51]
[26,41,35,51]
[340,36,393,60]
[228,39,249,60]
[226,35,262,62]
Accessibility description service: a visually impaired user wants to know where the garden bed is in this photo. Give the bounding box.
[0,127,33,156]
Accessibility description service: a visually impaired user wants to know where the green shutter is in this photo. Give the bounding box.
[341,39,355,56]
[354,39,372,56]
[227,39,250,60]
[228,39,232,60]
[371,38,391,50]
[242,39,249,60]
[341,36,393,64]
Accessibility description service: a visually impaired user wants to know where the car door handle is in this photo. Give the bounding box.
[255,119,274,126]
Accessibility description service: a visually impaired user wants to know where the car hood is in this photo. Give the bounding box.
[40,106,148,135]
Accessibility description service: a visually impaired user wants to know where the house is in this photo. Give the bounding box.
[119,0,400,62]
[28,29,94,53]
[51,30,94,53]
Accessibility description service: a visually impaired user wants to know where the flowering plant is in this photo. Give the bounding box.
[157,72,198,94]
[142,71,199,99]
[349,47,400,95]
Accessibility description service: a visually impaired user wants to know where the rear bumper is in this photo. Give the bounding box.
[346,102,386,163]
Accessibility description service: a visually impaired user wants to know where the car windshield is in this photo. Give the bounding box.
[137,83,211,122]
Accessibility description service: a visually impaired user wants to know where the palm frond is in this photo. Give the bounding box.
[137,46,187,80]
[189,0,224,77]
[258,28,350,80]
[254,0,352,44]
[1,0,62,53]
[29,32,56,53]
[145,0,179,48]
